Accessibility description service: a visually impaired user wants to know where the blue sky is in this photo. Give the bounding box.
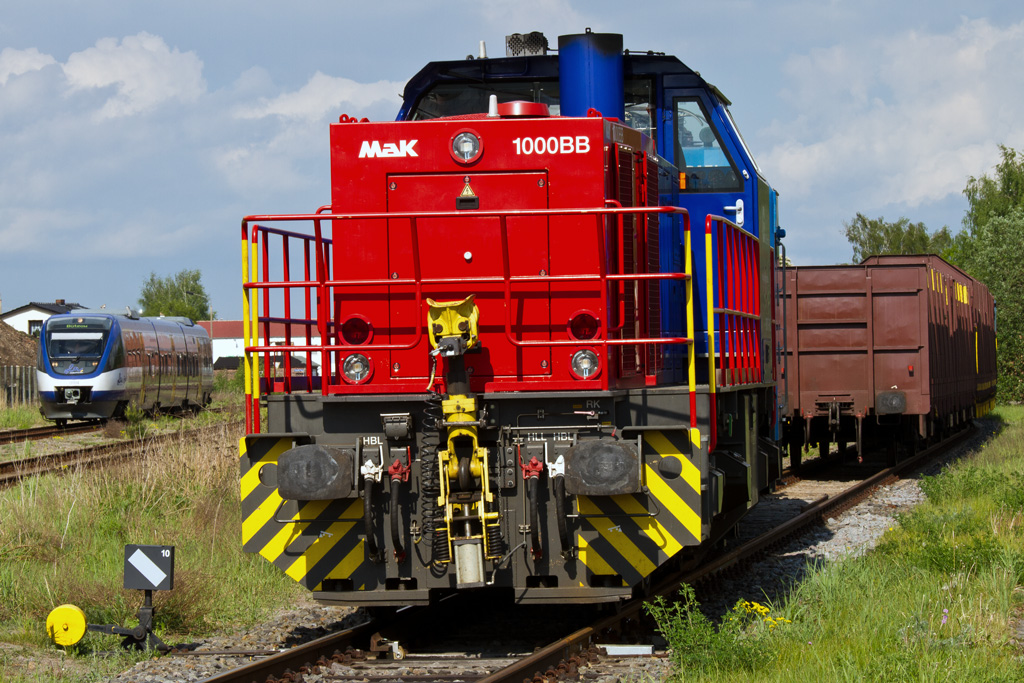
[2,1,1022,319]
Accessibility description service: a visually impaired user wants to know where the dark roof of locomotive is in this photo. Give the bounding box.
[397,52,727,120]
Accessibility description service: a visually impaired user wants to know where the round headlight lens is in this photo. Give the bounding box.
[571,349,600,379]
[452,132,481,162]
[343,353,371,383]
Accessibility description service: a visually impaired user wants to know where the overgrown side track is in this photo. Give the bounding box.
[0,420,242,487]
[0,421,103,446]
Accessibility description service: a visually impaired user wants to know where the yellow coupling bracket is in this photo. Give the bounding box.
[427,295,480,351]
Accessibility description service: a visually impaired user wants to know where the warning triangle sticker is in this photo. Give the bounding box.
[460,184,476,197]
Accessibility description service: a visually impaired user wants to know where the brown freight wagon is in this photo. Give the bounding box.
[779,254,996,467]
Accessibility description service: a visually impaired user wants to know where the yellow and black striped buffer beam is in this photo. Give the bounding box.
[239,436,379,591]
[576,429,703,587]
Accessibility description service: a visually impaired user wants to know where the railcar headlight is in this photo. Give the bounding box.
[343,353,372,384]
[450,130,482,164]
[570,349,600,379]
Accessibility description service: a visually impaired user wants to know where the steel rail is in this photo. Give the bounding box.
[475,427,977,683]
[0,422,103,446]
[193,426,975,683]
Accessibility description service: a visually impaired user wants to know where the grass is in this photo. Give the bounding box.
[0,404,46,430]
[0,398,305,681]
[647,406,1024,682]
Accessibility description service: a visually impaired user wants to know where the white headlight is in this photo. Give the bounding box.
[571,349,600,379]
[452,132,481,162]
[343,353,371,383]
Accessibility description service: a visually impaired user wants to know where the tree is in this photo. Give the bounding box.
[963,145,1024,232]
[843,213,952,263]
[138,269,213,321]
[946,146,1024,403]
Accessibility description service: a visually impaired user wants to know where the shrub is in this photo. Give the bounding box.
[644,584,782,676]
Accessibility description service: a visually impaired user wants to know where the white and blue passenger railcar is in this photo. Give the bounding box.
[37,308,213,424]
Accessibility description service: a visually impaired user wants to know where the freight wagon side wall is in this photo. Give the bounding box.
[972,282,997,412]
[866,255,981,424]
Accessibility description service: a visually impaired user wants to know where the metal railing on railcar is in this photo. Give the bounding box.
[704,214,771,452]
[240,205,697,434]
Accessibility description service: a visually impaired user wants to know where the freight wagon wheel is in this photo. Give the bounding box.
[818,440,829,459]
[886,441,898,467]
[788,442,802,470]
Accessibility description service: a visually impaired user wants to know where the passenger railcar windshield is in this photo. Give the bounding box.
[44,317,112,375]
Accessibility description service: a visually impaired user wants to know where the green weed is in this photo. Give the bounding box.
[645,584,784,676]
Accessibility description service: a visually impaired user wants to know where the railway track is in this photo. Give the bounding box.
[0,405,231,448]
[0,419,242,488]
[0,421,104,446]
[190,425,975,683]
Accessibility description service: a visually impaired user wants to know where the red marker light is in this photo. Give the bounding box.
[341,316,372,345]
[568,311,600,341]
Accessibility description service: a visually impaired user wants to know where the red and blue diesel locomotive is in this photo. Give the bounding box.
[238,31,784,605]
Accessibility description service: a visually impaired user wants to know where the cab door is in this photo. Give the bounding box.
[662,91,761,357]
[666,92,753,234]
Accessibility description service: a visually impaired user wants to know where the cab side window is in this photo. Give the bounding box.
[675,98,741,192]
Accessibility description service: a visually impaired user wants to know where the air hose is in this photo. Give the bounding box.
[527,476,543,560]
[553,474,572,559]
[363,478,384,563]
[389,476,406,563]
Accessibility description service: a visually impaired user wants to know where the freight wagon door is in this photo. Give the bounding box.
[386,172,551,383]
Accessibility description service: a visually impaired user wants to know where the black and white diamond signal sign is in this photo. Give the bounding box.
[123,545,174,591]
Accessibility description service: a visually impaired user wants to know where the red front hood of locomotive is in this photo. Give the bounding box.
[327,113,643,394]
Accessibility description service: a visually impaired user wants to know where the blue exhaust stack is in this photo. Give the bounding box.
[558,30,624,120]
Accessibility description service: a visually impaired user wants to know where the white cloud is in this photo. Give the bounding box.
[762,18,1024,211]
[62,32,206,119]
[236,71,403,122]
[0,47,57,86]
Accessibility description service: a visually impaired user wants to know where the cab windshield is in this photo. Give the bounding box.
[45,317,112,376]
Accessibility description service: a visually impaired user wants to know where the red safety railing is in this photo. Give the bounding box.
[241,205,695,433]
[707,214,762,388]
[704,214,765,453]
